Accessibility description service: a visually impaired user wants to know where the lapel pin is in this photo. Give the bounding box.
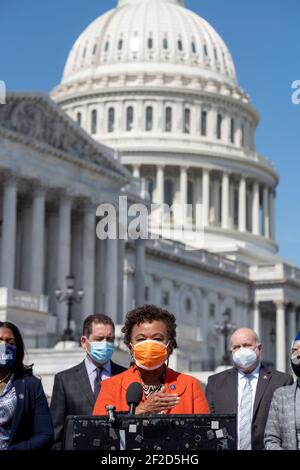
[263,375,268,380]
[170,384,176,390]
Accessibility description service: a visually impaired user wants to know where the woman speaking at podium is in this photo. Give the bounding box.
[93,305,209,415]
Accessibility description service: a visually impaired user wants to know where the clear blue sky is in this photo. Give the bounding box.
[1,0,299,265]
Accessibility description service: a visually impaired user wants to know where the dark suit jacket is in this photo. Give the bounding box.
[205,363,293,450]
[8,375,54,450]
[50,360,126,449]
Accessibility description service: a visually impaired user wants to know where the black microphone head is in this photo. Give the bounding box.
[126,382,143,407]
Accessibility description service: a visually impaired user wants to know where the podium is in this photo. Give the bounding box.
[64,414,237,450]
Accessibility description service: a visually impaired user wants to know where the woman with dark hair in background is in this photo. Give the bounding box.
[93,305,209,415]
[0,321,53,450]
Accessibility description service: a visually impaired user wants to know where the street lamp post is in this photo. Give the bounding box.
[55,275,84,341]
[215,308,236,366]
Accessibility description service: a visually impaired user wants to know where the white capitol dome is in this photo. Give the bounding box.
[52,0,279,264]
[61,0,237,87]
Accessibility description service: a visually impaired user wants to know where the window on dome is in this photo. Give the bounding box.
[241,123,245,147]
[165,107,172,132]
[230,118,235,144]
[126,106,134,131]
[118,39,123,50]
[93,44,97,55]
[217,114,222,140]
[104,41,109,52]
[164,179,174,207]
[145,106,153,131]
[82,47,87,58]
[203,44,208,57]
[178,40,183,51]
[214,48,218,61]
[108,107,115,133]
[201,110,207,136]
[184,108,191,134]
[91,110,97,135]
[163,38,168,50]
[76,112,82,126]
[191,42,197,54]
[148,37,153,49]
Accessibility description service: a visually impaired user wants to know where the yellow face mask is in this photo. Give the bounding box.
[131,340,169,371]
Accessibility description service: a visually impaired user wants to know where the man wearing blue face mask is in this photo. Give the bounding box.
[50,314,126,449]
[205,327,293,450]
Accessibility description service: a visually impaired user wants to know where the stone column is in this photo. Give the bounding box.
[238,176,246,232]
[252,182,260,236]
[263,186,270,238]
[105,238,119,322]
[57,195,72,333]
[82,205,96,317]
[30,188,46,295]
[117,238,125,323]
[253,302,261,339]
[202,169,210,226]
[275,300,286,372]
[135,239,146,307]
[156,165,164,205]
[123,260,135,313]
[221,172,229,229]
[133,164,140,179]
[0,177,17,288]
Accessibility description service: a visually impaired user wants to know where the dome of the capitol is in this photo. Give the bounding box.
[60,0,237,87]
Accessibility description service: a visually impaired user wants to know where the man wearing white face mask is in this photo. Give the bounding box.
[205,328,293,450]
[50,314,126,449]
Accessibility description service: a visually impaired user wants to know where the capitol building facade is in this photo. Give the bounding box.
[1,0,300,381]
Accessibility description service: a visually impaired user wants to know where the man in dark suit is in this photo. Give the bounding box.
[50,314,126,449]
[205,327,293,450]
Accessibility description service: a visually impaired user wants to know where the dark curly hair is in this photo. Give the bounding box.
[122,304,177,353]
[0,321,33,377]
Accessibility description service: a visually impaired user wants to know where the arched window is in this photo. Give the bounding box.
[108,107,115,133]
[201,110,207,136]
[163,38,168,50]
[191,42,197,54]
[92,44,97,55]
[76,112,82,126]
[82,47,87,58]
[91,110,97,135]
[214,48,218,61]
[148,37,153,49]
[203,44,208,57]
[104,41,109,52]
[145,106,153,131]
[126,106,134,131]
[118,39,123,50]
[185,297,192,312]
[164,179,174,207]
[217,114,222,140]
[165,106,172,132]
[178,39,183,51]
[184,108,191,134]
[230,118,235,144]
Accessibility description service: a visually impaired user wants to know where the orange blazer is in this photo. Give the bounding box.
[93,366,210,415]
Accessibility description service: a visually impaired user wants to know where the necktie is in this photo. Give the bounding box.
[239,375,253,450]
[93,368,102,399]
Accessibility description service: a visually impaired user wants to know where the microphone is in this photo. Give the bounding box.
[126,382,143,415]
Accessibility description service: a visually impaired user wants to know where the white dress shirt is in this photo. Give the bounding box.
[237,362,261,450]
[84,356,111,394]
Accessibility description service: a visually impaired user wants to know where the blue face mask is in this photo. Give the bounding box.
[0,343,17,369]
[87,340,115,365]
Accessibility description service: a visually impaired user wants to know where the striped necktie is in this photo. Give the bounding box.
[239,374,253,450]
[93,368,102,399]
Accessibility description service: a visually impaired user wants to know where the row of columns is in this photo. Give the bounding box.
[254,301,300,373]
[0,176,147,334]
[133,164,276,239]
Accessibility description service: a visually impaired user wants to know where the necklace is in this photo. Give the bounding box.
[0,371,12,384]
